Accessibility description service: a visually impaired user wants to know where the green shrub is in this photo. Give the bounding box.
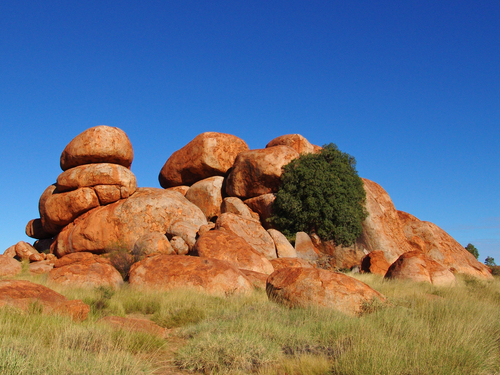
[270,143,367,246]
[465,243,479,259]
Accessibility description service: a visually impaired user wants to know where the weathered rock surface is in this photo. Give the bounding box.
[269,257,314,270]
[193,230,274,274]
[267,229,297,258]
[358,179,413,263]
[185,176,224,221]
[29,260,55,275]
[295,232,320,261]
[361,250,390,276]
[240,269,268,289]
[49,253,123,288]
[385,251,457,286]
[8,241,44,262]
[170,236,189,255]
[226,146,299,199]
[216,213,277,259]
[54,188,207,257]
[220,197,259,221]
[165,186,190,196]
[133,232,174,257]
[159,132,249,188]
[0,255,22,276]
[267,267,385,315]
[244,193,275,229]
[0,279,89,321]
[42,187,100,227]
[25,218,53,239]
[129,255,253,295]
[38,185,64,236]
[60,125,133,171]
[57,163,137,202]
[98,316,167,337]
[398,211,492,280]
[266,134,318,154]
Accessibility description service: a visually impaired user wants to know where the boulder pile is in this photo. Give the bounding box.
[0,126,493,319]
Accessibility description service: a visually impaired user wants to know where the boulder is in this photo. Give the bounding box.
[358,179,413,263]
[193,230,274,274]
[295,232,320,261]
[385,251,457,286]
[220,197,259,221]
[170,236,189,255]
[48,253,123,288]
[29,260,55,275]
[54,188,207,257]
[240,269,268,289]
[3,244,17,258]
[159,132,249,188]
[225,146,299,199]
[398,211,493,280]
[267,229,297,258]
[215,213,277,259]
[166,186,190,196]
[42,187,100,227]
[60,125,133,171]
[269,257,314,270]
[185,176,224,221]
[38,185,64,236]
[266,134,318,154]
[133,232,174,258]
[361,251,390,276]
[0,255,22,276]
[98,316,167,337]
[244,193,275,229]
[0,280,89,321]
[266,267,386,315]
[25,218,53,240]
[12,241,44,262]
[129,255,253,295]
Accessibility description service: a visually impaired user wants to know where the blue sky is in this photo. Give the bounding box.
[1,1,498,261]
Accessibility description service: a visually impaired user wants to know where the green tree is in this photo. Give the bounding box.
[270,143,367,247]
[465,243,479,259]
[485,256,496,267]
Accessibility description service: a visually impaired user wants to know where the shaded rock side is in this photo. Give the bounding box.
[0,279,89,321]
[25,218,53,240]
[60,125,134,171]
[54,188,207,257]
[215,213,277,259]
[129,255,253,295]
[226,146,299,199]
[398,211,493,280]
[159,132,249,188]
[267,267,386,315]
[193,230,274,274]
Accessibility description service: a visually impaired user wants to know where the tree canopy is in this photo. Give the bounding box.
[270,143,367,247]
[465,243,479,259]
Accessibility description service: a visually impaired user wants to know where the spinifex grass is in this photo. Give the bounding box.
[2,271,500,374]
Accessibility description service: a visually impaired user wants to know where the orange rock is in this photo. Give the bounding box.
[159,132,249,188]
[13,241,44,262]
[166,185,190,196]
[54,188,207,257]
[38,185,64,236]
[25,218,53,239]
[226,146,299,199]
[0,279,89,321]
[43,187,100,227]
[170,236,189,255]
[266,134,318,154]
[267,229,297,258]
[98,316,167,337]
[197,222,216,237]
[267,267,386,315]
[240,269,268,289]
[193,230,274,274]
[295,232,320,261]
[129,255,253,295]
[133,232,174,258]
[29,260,54,275]
[0,255,22,276]
[269,257,314,270]
[49,253,123,288]
[215,213,277,259]
[221,197,259,221]
[398,211,492,280]
[358,179,413,263]
[361,251,390,276]
[385,251,457,286]
[185,176,224,221]
[60,125,133,171]
[244,193,275,229]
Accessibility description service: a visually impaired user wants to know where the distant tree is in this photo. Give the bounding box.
[465,243,479,259]
[270,143,367,247]
[485,256,496,267]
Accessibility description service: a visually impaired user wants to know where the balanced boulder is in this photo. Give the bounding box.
[266,134,318,154]
[185,176,224,221]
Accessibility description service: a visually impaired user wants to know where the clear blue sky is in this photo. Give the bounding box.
[1,1,498,261]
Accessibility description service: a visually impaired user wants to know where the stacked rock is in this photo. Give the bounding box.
[26,125,137,245]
